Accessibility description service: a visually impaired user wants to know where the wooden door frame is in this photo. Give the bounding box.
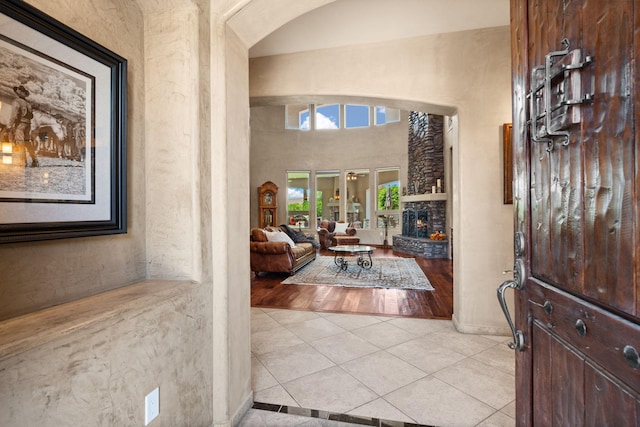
[510,0,533,425]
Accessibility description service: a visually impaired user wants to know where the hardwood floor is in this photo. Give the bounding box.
[251,247,453,319]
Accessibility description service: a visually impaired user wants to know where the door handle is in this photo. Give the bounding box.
[497,279,525,351]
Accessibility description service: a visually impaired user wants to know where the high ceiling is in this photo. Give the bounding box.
[249,0,510,58]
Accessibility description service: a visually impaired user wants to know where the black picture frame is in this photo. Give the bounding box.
[0,0,126,243]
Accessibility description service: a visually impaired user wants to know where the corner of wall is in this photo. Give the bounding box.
[231,392,254,426]
[452,312,510,336]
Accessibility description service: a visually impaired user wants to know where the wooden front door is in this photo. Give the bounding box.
[507,0,640,424]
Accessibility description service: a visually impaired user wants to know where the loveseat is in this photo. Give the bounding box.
[250,226,316,275]
[317,220,358,249]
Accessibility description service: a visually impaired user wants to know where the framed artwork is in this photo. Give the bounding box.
[0,0,127,243]
[503,123,513,204]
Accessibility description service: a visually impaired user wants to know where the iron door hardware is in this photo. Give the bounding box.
[498,279,525,351]
[514,231,525,258]
[527,38,594,151]
[497,257,526,351]
[623,346,640,370]
[575,319,587,337]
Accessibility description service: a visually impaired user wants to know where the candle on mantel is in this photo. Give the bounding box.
[432,185,436,194]
[437,179,441,188]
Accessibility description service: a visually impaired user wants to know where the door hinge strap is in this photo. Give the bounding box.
[526,38,594,152]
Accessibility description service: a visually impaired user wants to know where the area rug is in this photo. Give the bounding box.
[281,256,434,290]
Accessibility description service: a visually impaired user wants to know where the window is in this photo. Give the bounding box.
[345,104,370,128]
[315,104,340,129]
[374,106,400,125]
[346,169,369,229]
[286,104,310,130]
[316,171,340,223]
[285,104,400,130]
[287,171,310,228]
[376,168,400,230]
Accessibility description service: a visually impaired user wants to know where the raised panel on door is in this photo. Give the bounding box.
[550,334,584,425]
[585,362,639,426]
[525,0,636,317]
[532,322,585,426]
[531,322,552,426]
[532,316,640,427]
[527,0,585,294]
[581,0,635,316]
[528,280,640,392]
[527,0,554,286]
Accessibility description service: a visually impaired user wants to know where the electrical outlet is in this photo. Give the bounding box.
[145,387,159,425]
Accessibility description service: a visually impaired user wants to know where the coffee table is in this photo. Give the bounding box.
[328,245,375,271]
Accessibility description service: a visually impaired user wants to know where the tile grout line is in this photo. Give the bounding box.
[251,401,438,427]
[252,308,515,426]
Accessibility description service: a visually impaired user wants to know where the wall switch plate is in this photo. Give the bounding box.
[144,387,159,425]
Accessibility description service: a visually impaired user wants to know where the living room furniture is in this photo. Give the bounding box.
[317,220,359,249]
[250,226,316,275]
[258,181,278,228]
[328,245,375,270]
[333,235,360,246]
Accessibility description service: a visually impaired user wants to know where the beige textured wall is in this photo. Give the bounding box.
[0,0,147,322]
[224,25,253,424]
[249,27,514,334]
[143,4,204,281]
[0,281,213,427]
[208,5,255,424]
[0,1,218,425]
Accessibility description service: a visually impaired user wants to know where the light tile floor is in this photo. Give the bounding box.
[239,308,516,427]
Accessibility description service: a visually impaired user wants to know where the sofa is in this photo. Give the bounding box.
[250,226,316,275]
[317,220,358,249]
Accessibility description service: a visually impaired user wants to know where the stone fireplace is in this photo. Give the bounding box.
[393,112,449,259]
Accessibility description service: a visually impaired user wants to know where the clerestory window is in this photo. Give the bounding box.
[345,104,370,128]
[374,106,400,125]
[285,104,399,130]
[315,104,340,129]
[285,104,310,130]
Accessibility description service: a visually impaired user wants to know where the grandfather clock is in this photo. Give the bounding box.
[258,181,278,228]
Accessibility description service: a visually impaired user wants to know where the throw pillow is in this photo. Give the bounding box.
[264,230,296,248]
[333,222,349,234]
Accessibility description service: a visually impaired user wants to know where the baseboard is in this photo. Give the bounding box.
[452,313,510,336]
[231,392,253,426]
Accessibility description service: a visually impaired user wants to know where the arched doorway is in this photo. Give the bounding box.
[216,1,513,423]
